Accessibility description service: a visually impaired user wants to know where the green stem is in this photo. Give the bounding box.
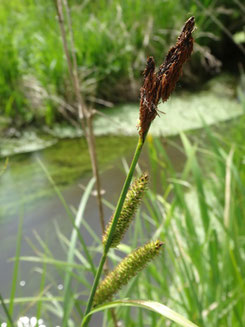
[83,251,107,321]
[104,136,144,253]
[82,135,146,326]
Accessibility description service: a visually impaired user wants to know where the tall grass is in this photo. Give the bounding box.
[1,5,244,325]
[0,16,198,327]
[2,122,244,326]
[0,0,243,125]
[134,126,245,326]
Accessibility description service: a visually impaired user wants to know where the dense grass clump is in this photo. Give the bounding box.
[0,0,243,125]
[138,126,245,326]
[2,124,244,326]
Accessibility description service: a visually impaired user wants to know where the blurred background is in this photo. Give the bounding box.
[0,1,245,327]
[0,0,244,130]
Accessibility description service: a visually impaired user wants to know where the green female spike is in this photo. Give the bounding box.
[93,240,164,307]
[103,173,149,248]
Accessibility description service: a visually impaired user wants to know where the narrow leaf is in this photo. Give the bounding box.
[0,293,14,325]
[62,178,95,325]
[9,211,23,318]
[82,299,199,327]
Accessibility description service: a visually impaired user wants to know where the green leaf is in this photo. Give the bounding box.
[2,296,63,304]
[12,256,87,270]
[9,211,23,319]
[62,178,95,325]
[0,293,14,325]
[37,158,96,275]
[81,299,199,327]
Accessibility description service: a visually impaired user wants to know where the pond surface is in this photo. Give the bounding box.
[0,131,187,325]
[0,135,137,323]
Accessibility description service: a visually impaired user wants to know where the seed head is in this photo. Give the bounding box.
[139,16,195,140]
[103,173,149,248]
[93,240,164,307]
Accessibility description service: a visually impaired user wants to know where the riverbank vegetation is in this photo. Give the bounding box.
[1,116,244,326]
[0,2,245,327]
[0,0,244,128]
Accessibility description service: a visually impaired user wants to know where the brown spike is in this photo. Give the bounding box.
[138,17,195,140]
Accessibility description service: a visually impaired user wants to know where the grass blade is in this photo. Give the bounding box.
[37,158,96,275]
[82,299,199,327]
[14,256,86,270]
[36,263,47,322]
[62,178,95,325]
[9,211,23,319]
[0,293,14,326]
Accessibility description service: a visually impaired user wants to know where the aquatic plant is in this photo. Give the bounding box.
[102,172,149,248]
[81,16,196,327]
[1,15,205,327]
[93,240,163,307]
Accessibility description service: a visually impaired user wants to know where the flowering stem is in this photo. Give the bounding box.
[82,15,195,325]
[104,136,144,253]
[82,134,146,326]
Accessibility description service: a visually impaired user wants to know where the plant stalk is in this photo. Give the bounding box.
[82,135,146,326]
[54,0,105,234]
[55,2,119,325]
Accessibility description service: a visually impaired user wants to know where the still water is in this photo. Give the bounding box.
[0,134,183,326]
[0,136,141,325]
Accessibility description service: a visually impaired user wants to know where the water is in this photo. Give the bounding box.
[0,136,138,325]
[0,134,185,325]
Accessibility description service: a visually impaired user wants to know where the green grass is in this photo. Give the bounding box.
[8,211,24,321]
[1,117,244,326]
[134,124,245,326]
[0,0,243,126]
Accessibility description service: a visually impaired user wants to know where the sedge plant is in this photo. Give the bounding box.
[81,16,197,327]
[0,16,198,327]
[140,122,245,327]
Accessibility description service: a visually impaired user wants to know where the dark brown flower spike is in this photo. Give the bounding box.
[139,16,195,140]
